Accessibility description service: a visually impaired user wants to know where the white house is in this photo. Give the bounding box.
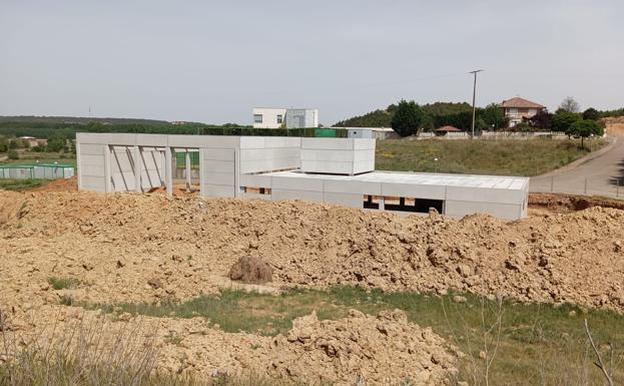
[253,107,319,129]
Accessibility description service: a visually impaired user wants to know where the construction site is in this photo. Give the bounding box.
[1,172,624,384]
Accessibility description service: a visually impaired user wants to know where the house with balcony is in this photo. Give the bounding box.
[499,97,545,127]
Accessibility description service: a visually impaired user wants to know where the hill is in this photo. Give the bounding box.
[333,102,474,129]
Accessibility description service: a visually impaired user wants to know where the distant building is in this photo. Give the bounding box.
[499,97,546,127]
[19,136,46,147]
[253,107,319,129]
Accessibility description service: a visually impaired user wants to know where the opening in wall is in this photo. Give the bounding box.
[382,196,444,213]
[241,186,271,195]
[363,194,380,209]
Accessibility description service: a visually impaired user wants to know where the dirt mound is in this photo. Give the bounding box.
[530,193,624,213]
[267,309,458,385]
[3,305,459,385]
[1,190,624,313]
[229,256,273,284]
[31,176,78,192]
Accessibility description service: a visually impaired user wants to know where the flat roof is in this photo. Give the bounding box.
[262,170,529,191]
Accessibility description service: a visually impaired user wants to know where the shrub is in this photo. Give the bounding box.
[7,149,19,160]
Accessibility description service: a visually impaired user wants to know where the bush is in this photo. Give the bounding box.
[7,149,19,160]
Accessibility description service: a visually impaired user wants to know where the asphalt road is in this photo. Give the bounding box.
[530,136,624,198]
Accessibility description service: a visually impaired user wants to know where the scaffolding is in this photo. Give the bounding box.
[0,164,75,180]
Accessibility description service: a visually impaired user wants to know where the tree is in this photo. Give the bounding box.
[46,134,67,153]
[552,110,580,134]
[480,103,506,130]
[8,139,18,149]
[391,100,424,137]
[559,96,580,113]
[529,110,553,130]
[582,107,600,121]
[568,120,604,149]
[7,149,19,160]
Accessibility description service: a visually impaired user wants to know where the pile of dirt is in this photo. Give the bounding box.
[530,192,624,213]
[1,190,624,314]
[229,256,273,284]
[267,309,458,385]
[2,305,459,385]
[31,176,78,192]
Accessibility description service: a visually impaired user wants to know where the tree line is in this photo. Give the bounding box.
[388,96,604,147]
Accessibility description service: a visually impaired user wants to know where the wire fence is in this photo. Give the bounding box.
[530,176,624,199]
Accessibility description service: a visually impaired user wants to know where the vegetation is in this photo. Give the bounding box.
[0,179,47,191]
[582,107,600,121]
[552,110,581,133]
[391,100,424,137]
[334,101,505,132]
[568,120,604,148]
[7,149,19,160]
[559,96,581,113]
[375,138,604,176]
[47,276,81,290]
[76,286,624,385]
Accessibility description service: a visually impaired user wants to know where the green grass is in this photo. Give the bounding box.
[0,151,76,167]
[83,287,624,385]
[0,179,48,191]
[376,138,605,176]
[48,276,81,290]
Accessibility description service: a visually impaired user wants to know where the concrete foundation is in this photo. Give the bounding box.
[76,133,529,220]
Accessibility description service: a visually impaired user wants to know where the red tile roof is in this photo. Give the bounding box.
[435,125,461,132]
[499,97,545,109]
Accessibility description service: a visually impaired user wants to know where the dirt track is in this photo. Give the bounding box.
[2,190,624,383]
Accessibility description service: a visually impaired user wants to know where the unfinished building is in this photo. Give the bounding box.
[76,133,529,220]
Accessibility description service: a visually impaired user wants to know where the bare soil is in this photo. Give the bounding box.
[2,190,624,383]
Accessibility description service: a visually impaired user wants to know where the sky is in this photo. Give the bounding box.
[1,0,623,126]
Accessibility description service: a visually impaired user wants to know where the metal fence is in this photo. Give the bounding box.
[530,175,624,199]
[0,164,75,180]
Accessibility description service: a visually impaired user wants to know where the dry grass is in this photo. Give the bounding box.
[376,138,605,176]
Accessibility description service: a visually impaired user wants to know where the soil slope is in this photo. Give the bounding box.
[1,191,623,313]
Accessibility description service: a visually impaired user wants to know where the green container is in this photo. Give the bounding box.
[314,128,337,137]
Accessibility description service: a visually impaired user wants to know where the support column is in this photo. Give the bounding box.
[104,145,112,193]
[165,146,173,197]
[379,196,385,211]
[185,149,191,192]
[134,145,142,193]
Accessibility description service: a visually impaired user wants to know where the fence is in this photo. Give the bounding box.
[530,175,624,199]
[0,164,75,180]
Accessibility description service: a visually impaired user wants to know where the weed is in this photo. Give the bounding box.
[48,276,80,290]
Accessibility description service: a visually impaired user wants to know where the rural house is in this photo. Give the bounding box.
[499,97,545,127]
[253,108,319,129]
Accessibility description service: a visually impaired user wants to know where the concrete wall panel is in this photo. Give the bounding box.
[322,192,362,208]
[271,189,324,203]
[271,176,324,191]
[445,200,522,220]
[381,183,446,199]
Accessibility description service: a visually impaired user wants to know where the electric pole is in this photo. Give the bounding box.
[469,69,483,138]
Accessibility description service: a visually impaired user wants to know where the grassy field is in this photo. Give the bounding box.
[376,138,605,176]
[0,179,48,191]
[0,150,76,167]
[77,286,624,385]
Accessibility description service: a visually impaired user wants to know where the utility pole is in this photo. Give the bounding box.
[469,69,483,138]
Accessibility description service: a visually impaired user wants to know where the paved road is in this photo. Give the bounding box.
[530,136,624,198]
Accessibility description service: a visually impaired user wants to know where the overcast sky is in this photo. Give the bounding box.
[1,0,623,125]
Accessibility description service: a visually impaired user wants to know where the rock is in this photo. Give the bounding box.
[228,256,273,284]
[147,277,163,289]
[452,295,467,304]
[116,259,125,268]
